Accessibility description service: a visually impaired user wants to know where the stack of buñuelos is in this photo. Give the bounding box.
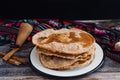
[32,28,96,70]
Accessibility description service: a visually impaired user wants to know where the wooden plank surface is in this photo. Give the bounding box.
[1,47,120,80]
[1,72,120,80]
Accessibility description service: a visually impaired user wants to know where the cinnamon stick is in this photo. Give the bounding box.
[11,56,28,64]
[0,52,21,66]
[2,48,19,61]
[8,59,21,66]
[0,52,28,64]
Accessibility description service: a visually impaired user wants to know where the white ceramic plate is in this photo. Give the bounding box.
[30,43,104,77]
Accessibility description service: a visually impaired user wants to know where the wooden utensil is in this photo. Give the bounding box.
[3,23,33,61]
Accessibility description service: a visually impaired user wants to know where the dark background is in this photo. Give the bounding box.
[0,0,120,19]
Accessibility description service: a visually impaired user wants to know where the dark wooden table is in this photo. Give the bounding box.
[1,48,120,80]
[0,20,120,80]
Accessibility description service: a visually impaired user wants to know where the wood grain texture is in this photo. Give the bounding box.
[1,72,120,80]
[1,48,120,80]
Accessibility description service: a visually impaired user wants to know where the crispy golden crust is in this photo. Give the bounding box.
[39,52,94,70]
[37,45,96,60]
[32,28,95,54]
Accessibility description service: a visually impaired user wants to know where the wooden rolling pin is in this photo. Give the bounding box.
[3,23,33,61]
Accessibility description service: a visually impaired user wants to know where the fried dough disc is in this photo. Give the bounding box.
[39,53,94,70]
[32,28,95,54]
[37,45,96,60]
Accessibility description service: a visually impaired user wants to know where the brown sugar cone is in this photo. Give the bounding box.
[3,23,33,61]
[16,23,33,46]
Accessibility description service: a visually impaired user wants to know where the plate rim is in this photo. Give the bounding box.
[29,43,105,77]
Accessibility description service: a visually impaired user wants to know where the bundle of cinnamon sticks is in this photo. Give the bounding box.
[0,52,28,65]
[0,23,33,66]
